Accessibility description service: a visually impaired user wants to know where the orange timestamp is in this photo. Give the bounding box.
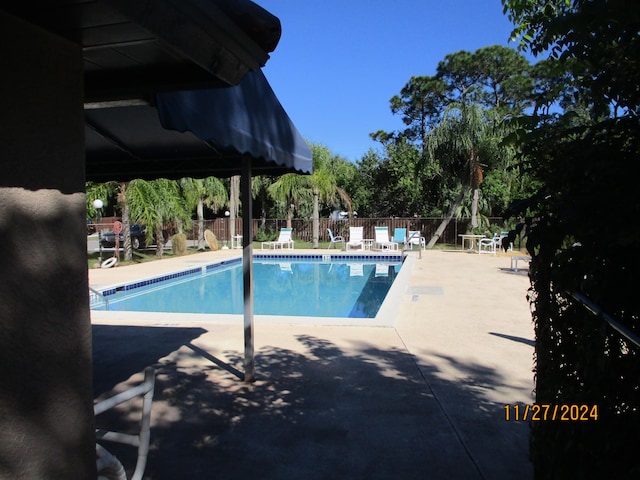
[504,403,599,421]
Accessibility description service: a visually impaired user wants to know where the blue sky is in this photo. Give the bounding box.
[258,0,524,162]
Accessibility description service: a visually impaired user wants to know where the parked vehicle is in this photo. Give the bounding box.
[100,224,146,250]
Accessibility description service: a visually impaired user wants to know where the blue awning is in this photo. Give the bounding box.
[157,69,312,175]
[85,70,312,181]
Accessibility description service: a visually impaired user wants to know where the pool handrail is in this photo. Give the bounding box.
[90,287,109,310]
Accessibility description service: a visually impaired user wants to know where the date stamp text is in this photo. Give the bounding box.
[504,403,599,421]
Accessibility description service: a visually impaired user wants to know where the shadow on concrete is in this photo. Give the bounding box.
[489,331,535,348]
[499,267,530,276]
[92,324,207,396]
[92,328,532,480]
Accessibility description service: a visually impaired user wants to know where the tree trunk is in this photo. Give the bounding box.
[119,182,133,262]
[286,209,292,229]
[312,187,319,248]
[259,176,267,228]
[426,184,469,249]
[122,200,133,261]
[197,196,205,250]
[155,219,164,257]
[471,188,479,229]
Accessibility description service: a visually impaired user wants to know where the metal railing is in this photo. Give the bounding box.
[568,291,640,349]
[89,287,109,310]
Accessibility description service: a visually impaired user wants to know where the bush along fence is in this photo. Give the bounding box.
[181,216,507,247]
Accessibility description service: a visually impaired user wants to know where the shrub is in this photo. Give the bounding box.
[171,233,187,256]
[254,224,275,242]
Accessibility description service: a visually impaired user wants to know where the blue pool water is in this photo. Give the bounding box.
[95,257,403,318]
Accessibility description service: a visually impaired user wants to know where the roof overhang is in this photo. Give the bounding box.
[85,70,312,181]
[2,0,282,103]
[4,0,312,179]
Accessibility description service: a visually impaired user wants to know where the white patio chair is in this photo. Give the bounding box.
[478,237,497,254]
[408,231,426,250]
[95,367,155,480]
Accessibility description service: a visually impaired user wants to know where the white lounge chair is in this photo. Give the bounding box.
[327,228,345,249]
[261,228,294,249]
[373,226,398,251]
[408,230,426,250]
[346,226,364,251]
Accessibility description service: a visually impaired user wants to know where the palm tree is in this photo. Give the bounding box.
[180,177,228,250]
[268,173,311,229]
[86,181,132,259]
[127,178,189,257]
[251,175,274,227]
[425,104,493,248]
[309,144,352,248]
[268,144,353,247]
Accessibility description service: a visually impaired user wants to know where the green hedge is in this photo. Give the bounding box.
[509,117,640,478]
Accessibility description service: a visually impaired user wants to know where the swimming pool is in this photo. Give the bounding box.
[92,254,405,319]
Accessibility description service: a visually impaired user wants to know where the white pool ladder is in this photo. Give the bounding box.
[90,287,110,310]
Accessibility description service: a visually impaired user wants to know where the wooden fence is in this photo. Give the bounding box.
[184,217,506,247]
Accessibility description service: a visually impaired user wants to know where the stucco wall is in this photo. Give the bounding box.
[0,11,95,479]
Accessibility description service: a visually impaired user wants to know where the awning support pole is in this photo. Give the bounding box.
[241,155,255,382]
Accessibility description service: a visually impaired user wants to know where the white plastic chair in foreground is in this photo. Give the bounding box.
[373,226,398,251]
[346,226,364,251]
[95,367,155,480]
[261,227,294,249]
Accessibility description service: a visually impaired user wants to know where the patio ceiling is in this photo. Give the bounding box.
[85,69,313,181]
[2,0,281,103]
[3,0,311,179]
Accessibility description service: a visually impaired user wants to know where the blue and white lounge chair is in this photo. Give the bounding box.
[327,228,345,249]
[393,228,407,248]
[373,226,398,251]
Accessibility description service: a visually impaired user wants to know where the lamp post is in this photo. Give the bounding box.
[93,199,104,264]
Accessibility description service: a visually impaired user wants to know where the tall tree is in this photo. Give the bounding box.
[427,46,531,244]
[424,104,493,247]
[180,177,228,250]
[308,144,352,248]
[251,175,275,227]
[373,45,532,238]
[268,173,310,229]
[126,178,189,257]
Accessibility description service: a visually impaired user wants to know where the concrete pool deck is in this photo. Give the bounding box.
[89,248,534,479]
